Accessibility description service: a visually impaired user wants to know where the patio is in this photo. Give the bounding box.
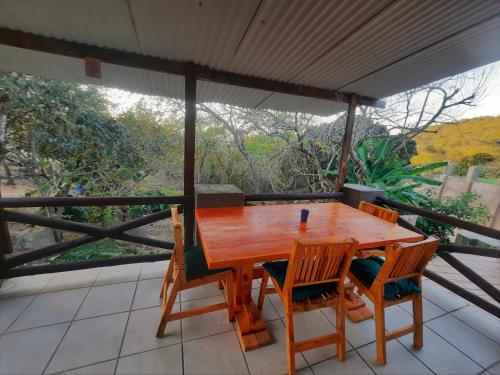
[0,261,498,375]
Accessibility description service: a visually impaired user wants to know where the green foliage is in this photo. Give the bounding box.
[415,191,492,243]
[52,239,148,262]
[1,72,148,200]
[128,188,182,218]
[323,138,447,204]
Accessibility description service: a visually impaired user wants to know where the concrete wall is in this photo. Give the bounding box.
[437,166,500,230]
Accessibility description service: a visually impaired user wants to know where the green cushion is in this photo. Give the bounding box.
[350,257,420,300]
[263,261,337,303]
[184,246,231,281]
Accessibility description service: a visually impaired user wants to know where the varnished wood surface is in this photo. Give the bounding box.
[196,202,424,269]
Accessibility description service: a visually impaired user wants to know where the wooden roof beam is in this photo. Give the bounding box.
[0,27,384,109]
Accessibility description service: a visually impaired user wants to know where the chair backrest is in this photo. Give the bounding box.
[359,201,398,223]
[171,207,187,282]
[374,236,440,285]
[284,238,358,293]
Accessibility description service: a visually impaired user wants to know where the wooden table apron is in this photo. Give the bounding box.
[195,202,424,351]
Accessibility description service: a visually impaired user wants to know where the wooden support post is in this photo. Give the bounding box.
[0,189,13,262]
[336,98,357,192]
[184,68,197,247]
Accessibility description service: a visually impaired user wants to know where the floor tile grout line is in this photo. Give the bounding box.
[424,317,489,371]
[484,359,500,373]
[113,263,143,375]
[1,292,257,337]
[1,293,38,337]
[449,310,500,345]
[41,282,95,375]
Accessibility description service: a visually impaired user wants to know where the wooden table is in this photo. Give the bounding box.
[196,202,424,351]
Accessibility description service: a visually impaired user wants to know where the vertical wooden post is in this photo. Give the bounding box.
[336,97,357,192]
[183,68,196,247]
[0,189,13,264]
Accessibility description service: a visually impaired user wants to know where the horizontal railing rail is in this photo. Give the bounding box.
[0,196,186,278]
[244,192,345,202]
[375,196,500,317]
[0,195,190,208]
[2,253,171,278]
[376,196,500,239]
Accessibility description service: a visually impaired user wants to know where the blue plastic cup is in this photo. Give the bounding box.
[300,209,309,223]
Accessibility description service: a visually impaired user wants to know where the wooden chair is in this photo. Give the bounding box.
[156,207,235,338]
[356,201,399,259]
[359,201,398,223]
[258,238,358,375]
[347,236,440,365]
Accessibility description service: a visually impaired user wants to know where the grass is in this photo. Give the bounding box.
[52,239,149,263]
[478,178,499,185]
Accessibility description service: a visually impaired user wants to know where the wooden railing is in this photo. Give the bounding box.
[244,192,345,202]
[0,195,189,278]
[0,192,346,278]
[376,196,500,318]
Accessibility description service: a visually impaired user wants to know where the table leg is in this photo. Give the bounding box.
[233,263,272,351]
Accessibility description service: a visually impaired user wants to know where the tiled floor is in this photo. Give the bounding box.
[0,261,499,375]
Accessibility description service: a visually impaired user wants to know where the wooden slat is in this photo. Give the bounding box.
[294,333,340,353]
[196,202,423,269]
[385,325,415,341]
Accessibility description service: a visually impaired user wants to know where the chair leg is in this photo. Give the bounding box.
[257,271,269,309]
[336,298,346,361]
[160,254,175,300]
[156,274,180,338]
[285,306,296,375]
[218,280,224,290]
[413,294,423,349]
[374,302,387,365]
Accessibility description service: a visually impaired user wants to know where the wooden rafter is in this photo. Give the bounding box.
[0,27,385,109]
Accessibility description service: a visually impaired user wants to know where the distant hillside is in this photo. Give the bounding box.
[411,117,500,172]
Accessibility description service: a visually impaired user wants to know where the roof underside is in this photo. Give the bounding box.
[0,0,499,116]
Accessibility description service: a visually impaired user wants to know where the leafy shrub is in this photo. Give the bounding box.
[128,188,182,218]
[415,191,492,243]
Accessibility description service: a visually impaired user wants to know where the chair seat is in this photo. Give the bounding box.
[349,257,420,300]
[184,246,231,281]
[263,261,337,303]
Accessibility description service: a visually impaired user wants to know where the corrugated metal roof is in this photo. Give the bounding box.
[0,0,499,115]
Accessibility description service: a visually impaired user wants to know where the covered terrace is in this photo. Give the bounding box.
[0,1,499,374]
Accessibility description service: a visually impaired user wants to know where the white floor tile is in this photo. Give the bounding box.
[399,326,483,374]
[140,261,168,280]
[452,305,500,344]
[94,264,142,286]
[60,360,117,375]
[121,305,181,356]
[0,295,35,334]
[46,313,128,373]
[0,323,69,375]
[183,331,248,375]
[358,340,432,374]
[180,295,233,342]
[76,282,135,319]
[132,278,168,310]
[116,344,183,375]
[312,350,374,375]
[426,314,500,368]
[243,320,308,375]
[9,288,88,331]
[43,269,100,293]
[0,273,54,299]
[180,282,223,302]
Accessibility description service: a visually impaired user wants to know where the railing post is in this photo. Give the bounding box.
[336,96,357,192]
[183,67,197,247]
[0,189,13,264]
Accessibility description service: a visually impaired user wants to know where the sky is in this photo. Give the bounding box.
[458,61,500,119]
[106,61,500,120]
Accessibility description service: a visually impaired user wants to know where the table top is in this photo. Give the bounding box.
[196,202,424,268]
